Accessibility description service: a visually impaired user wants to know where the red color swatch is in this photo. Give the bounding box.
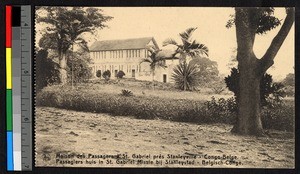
[6,6,12,48]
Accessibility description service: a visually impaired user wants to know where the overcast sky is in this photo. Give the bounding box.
[37,7,295,80]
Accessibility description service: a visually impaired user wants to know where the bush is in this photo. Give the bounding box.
[102,70,111,80]
[172,62,201,91]
[96,70,102,78]
[225,67,286,107]
[36,50,60,92]
[117,71,125,78]
[36,87,294,132]
[261,103,294,131]
[67,57,92,84]
[121,89,133,97]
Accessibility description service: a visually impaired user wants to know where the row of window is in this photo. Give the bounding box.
[93,64,142,74]
[92,49,146,60]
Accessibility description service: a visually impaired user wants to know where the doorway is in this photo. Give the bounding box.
[163,74,167,83]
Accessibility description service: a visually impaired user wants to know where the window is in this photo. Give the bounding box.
[129,50,131,57]
[138,50,140,57]
[121,50,123,58]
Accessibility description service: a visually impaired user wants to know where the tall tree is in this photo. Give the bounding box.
[140,46,167,90]
[163,27,209,63]
[227,8,294,136]
[37,7,112,84]
[189,56,219,83]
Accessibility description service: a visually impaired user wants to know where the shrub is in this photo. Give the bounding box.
[36,86,294,132]
[121,89,133,97]
[172,62,201,91]
[117,71,125,78]
[224,67,286,107]
[36,50,60,92]
[67,57,92,84]
[96,70,102,78]
[102,70,111,80]
[261,103,294,131]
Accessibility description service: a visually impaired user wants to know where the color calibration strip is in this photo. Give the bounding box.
[6,5,14,171]
[6,5,32,171]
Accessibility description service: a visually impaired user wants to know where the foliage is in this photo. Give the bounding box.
[226,8,282,35]
[37,87,294,132]
[204,97,237,123]
[172,61,202,91]
[141,46,167,72]
[140,46,167,89]
[224,67,286,107]
[117,71,126,78]
[281,73,294,96]
[36,7,112,84]
[36,49,60,91]
[96,70,102,78]
[282,73,294,86]
[121,89,133,97]
[211,85,226,94]
[102,70,111,80]
[37,7,113,52]
[163,27,209,62]
[66,51,92,84]
[189,56,219,84]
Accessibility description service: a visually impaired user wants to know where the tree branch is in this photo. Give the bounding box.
[260,8,295,73]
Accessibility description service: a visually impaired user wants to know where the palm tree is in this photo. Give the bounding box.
[140,46,167,90]
[163,27,209,63]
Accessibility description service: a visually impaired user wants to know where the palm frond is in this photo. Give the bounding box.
[179,27,197,41]
[172,62,201,91]
[140,58,152,64]
[163,38,179,47]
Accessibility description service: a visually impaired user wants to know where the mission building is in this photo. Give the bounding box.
[89,37,179,83]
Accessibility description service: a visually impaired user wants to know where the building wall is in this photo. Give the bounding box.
[89,43,179,83]
[90,48,153,80]
[153,59,179,83]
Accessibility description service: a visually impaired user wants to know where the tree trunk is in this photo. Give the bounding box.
[152,71,155,90]
[59,52,68,84]
[231,63,265,136]
[232,7,294,136]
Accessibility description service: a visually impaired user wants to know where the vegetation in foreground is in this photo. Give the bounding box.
[37,85,294,132]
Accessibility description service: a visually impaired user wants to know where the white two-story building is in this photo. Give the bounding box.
[89,37,179,83]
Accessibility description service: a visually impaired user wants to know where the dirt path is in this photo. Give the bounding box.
[35,107,294,168]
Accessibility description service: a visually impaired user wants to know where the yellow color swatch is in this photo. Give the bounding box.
[6,48,12,89]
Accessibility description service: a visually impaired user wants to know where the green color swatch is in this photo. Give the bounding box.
[6,89,12,131]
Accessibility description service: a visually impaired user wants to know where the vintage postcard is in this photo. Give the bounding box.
[34,7,295,168]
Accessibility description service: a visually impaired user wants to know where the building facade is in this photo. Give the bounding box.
[89,37,179,83]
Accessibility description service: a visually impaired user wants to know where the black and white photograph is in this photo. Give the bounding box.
[34,7,295,168]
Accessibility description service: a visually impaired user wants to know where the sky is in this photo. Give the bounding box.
[37,7,295,81]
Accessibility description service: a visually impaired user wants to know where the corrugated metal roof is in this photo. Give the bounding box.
[89,37,157,51]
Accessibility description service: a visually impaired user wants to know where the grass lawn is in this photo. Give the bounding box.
[62,78,234,102]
